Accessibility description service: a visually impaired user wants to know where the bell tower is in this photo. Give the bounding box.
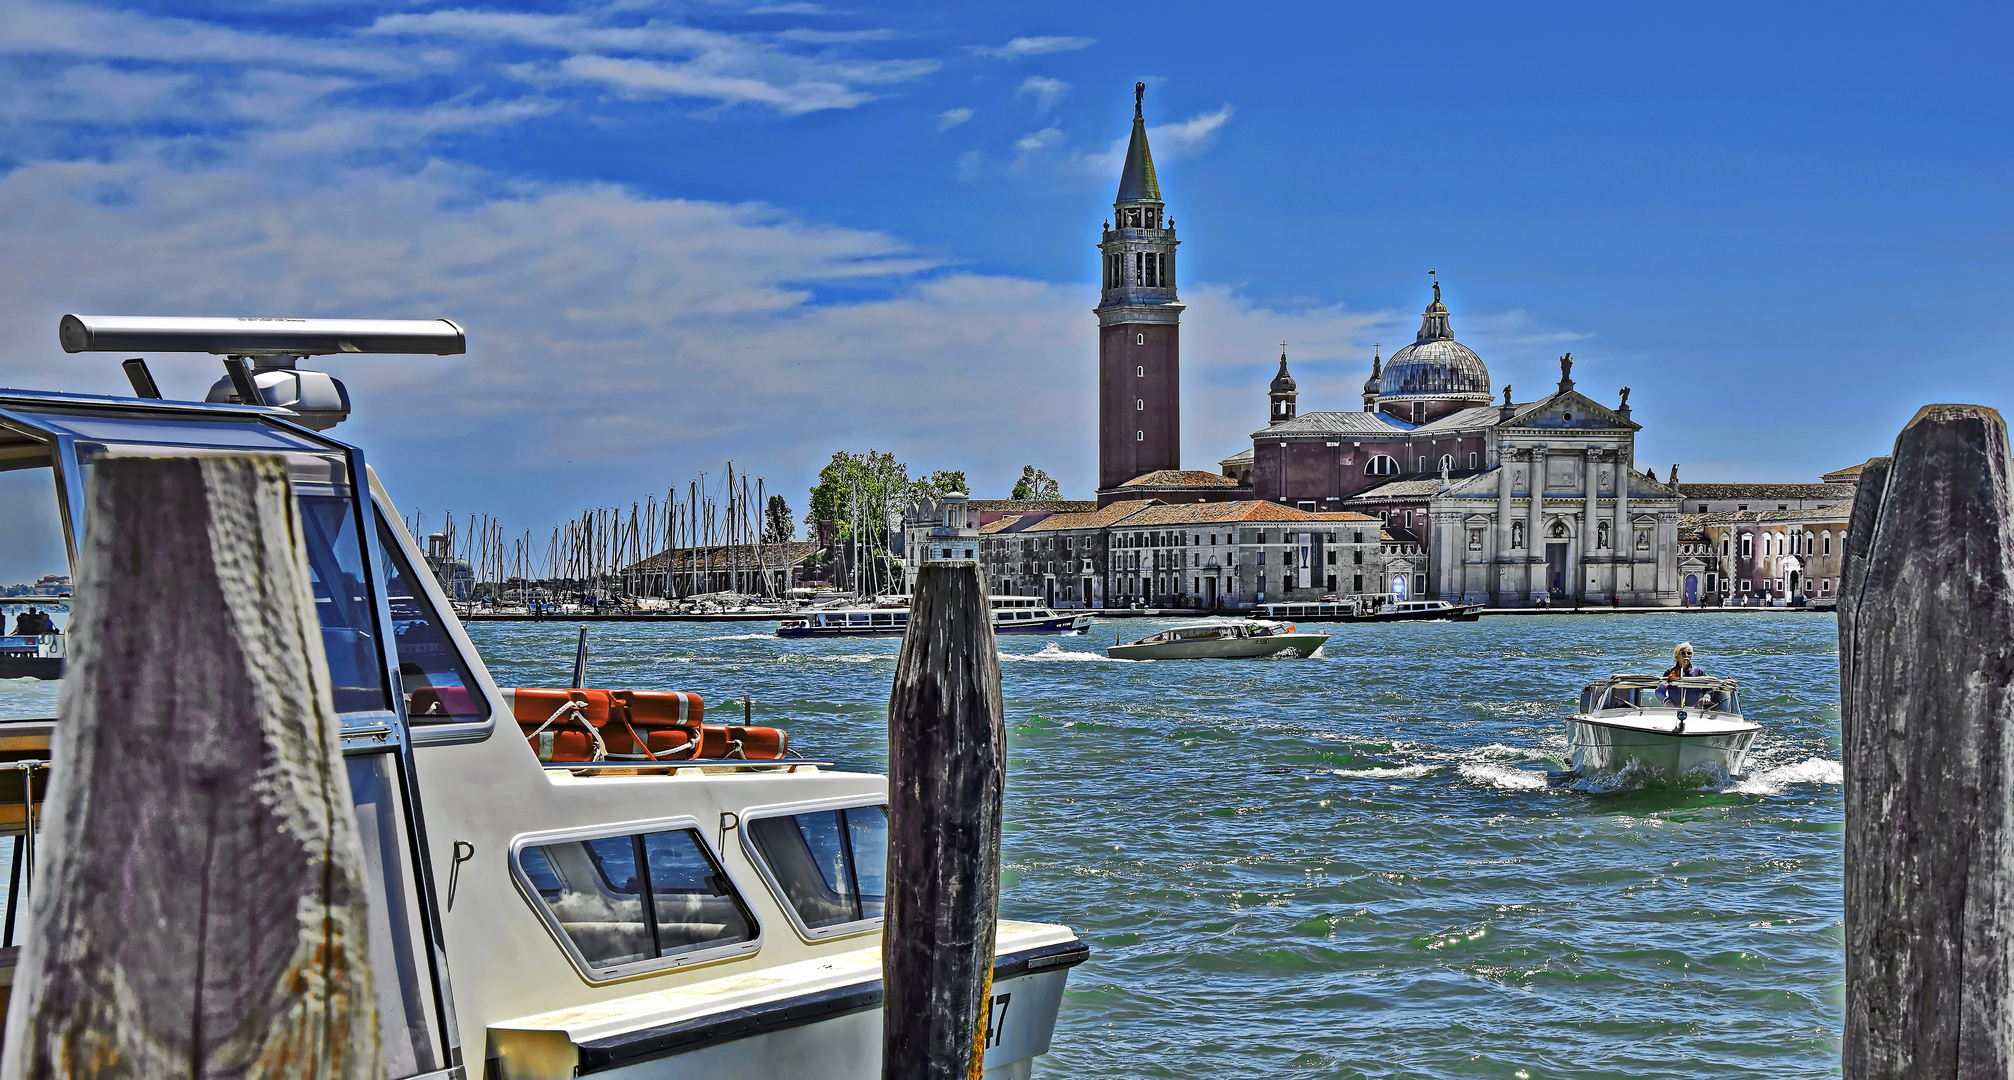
[1096,82,1183,499]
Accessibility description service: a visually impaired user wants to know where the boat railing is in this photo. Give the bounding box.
[544,759,833,776]
[1584,675,1741,715]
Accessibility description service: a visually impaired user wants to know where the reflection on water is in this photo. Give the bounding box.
[480,614,1849,1077]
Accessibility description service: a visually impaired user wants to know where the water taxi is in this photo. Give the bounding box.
[1565,674,1760,782]
[1359,599,1483,622]
[777,596,1091,638]
[0,316,1086,1079]
[1106,619,1327,660]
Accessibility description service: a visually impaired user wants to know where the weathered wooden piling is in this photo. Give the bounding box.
[0,455,380,1079]
[1841,405,2014,1078]
[883,562,1005,1080]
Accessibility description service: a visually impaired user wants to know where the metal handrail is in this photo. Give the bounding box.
[544,759,833,775]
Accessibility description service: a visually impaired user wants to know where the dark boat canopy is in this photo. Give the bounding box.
[60,315,465,357]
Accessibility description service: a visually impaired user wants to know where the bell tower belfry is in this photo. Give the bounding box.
[1096,82,1184,499]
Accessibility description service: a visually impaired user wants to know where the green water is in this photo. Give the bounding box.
[469,612,1842,1079]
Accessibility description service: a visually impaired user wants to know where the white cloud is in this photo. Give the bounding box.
[749,3,826,12]
[1016,75,1069,114]
[0,0,406,73]
[938,107,973,131]
[1013,125,1064,164]
[1073,104,1235,178]
[972,36,1096,58]
[366,7,936,114]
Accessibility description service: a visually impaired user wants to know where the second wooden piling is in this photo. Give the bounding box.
[883,561,1005,1080]
[1841,404,2014,1078]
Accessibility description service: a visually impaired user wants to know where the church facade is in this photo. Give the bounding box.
[1227,288,1686,607]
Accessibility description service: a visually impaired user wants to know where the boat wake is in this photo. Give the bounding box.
[1000,642,1127,663]
[703,632,776,641]
[1328,763,1440,780]
[1728,756,1844,795]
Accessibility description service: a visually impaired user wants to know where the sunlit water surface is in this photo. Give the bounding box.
[465,613,1842,1079]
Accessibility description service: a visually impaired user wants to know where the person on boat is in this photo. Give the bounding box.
[1661,642,1720,708]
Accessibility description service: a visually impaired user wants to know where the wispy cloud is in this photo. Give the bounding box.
[366,7,936,114]
[972,35,1095,58]
[749,3,826,13]
[1014,125,1064,163]
[1072,104,1235,177]
[1016,75,1068,114]
[938,107,973,131]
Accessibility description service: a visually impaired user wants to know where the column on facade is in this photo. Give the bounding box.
[1613,453,1632,599]
[1581,449,1602,601]
[1493,448,1517,605]
[1525,445,1548,599]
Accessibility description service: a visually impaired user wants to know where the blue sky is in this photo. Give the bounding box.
[1,0,2009,552]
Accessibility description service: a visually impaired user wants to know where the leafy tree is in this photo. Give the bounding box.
[762,494,793,543]
[806,450,910,540]
[1010,465,1061,501]
[910,469,969,503]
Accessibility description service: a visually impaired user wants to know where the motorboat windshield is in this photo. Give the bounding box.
[1580,674,1741,715]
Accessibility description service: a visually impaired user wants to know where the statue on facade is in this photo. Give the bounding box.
[1502,384,1512,406]
[1619,386,1631,408]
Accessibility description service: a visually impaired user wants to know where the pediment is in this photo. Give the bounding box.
[1506,390,1638,431]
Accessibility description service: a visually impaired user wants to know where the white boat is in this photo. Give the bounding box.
[1106,619,1327,660]
[1566,674,1760,782]
[0,316,1086,1080]
[777,595,1092,638]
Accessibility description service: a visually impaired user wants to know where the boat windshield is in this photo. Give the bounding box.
[1585,677,1739,714]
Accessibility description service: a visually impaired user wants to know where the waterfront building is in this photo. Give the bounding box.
[899,496,1094,593]
[1671,480,1855,515]
[1687,504,1853,605]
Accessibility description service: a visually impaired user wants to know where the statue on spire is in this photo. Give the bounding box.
[1502,384,1512,407]
[1432,279,1442,305]
[1134,81,1145,118]
[1560,353,1573,382]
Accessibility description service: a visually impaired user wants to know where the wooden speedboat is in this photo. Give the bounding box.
[0,316,1087,1079]
[1565,674,1760,782]
[1106,619,1327,660]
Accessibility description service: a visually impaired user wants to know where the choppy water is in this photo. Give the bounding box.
[473,612,1842,1079]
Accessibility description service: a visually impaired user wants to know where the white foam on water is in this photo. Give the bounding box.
[1458,762,1550,791]
[1330,763,1439,779]
[999,642,1127,663]
[1730,757,1844,795]
[703,632,776,641]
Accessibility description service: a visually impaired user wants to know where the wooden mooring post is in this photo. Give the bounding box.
[1842,405,2014,1078]
[0,455,380,1079]
[883,562,1005,1080]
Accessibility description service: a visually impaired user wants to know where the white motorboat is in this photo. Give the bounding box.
[1566,674,1760,782]
[777,595,1092,638]
[1106,619,1327,660]
[0,316,1086,1080]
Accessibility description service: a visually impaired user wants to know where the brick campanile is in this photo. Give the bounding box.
[1096,82,1184,497]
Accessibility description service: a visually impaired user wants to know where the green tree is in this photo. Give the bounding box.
[910,469,969,503]
[806,450,910,540]
[1010,465,1061,500]
[762,494,794,543]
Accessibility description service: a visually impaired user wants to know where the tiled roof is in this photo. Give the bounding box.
[628,541,818,573]
[1218,447,1254,465]
[1821,459,1876,484]
[1412,405,1508,433]
[1117,469,1240,489]
[1018,501,1163,532]
[1305,511,1379,521]
[1674,482,1854,501]
[1346,476,1464,502]
[1681,505,1853,528]
[1252,411,1410,439]
[968,499,1096,512]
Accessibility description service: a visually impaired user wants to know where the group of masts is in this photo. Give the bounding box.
[406,462,801,610]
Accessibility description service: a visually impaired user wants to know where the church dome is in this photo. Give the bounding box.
[1362,345,1382,396]
[1377,283,1491,404]
[1270,353,1296,393]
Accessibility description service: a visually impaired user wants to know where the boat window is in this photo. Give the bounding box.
[747,803,888,937]
[374,514,489,723]
[0,457,67,722]
[347,753,445,1077]
[513,824,760,980]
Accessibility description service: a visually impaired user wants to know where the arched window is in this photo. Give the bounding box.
[1365,455,1399,476]
[1469,452,1477,469]
[1741,533,1753,559]
[1822,531,1832,555]
[1136,333,1145,345]
[1440,454,1455,472]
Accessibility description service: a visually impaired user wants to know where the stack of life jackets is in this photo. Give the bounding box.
[510,688,789,764]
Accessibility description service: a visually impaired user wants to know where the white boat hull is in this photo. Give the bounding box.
[1568,715,1761,780]
[592,964,1069,1079]
[1107,632,1326,660]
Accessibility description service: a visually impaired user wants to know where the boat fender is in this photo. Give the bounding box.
[1675,708,1687,733]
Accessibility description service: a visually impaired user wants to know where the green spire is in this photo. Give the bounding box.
[1115,81,1161,204]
